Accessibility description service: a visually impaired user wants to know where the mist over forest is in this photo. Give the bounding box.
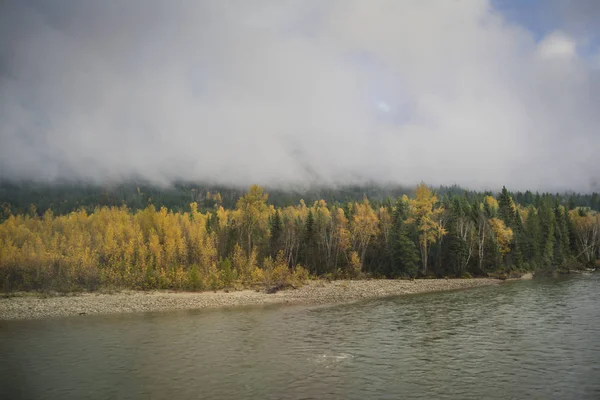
[2,1,600,192]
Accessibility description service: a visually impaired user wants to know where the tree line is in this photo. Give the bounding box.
[1,184,599,292]
[2,180,600,222]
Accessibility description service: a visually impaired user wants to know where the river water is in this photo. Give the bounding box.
[1,275,599,400]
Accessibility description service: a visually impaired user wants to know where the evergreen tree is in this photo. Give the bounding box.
[301,210,316,274]
[497,187,522,269]
[269,210,283,259]
[553,201,570,267]
[390,216,420,277]
[498,186,517,227]
[444,196,475,276]
[384,196,419,277]
[591,192,599,211]
[522,207,542,269]
[539,200,555,266]
[484,234,502,273]
[568,195,576,211]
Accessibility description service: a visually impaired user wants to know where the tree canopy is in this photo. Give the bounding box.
[1,184,598,292]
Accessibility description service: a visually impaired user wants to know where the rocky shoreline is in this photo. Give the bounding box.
[0,278,504,320]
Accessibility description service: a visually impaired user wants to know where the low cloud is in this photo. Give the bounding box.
[0,0,599,191]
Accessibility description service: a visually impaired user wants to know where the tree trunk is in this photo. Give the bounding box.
[421,240,428,275]
[247,231,252,258]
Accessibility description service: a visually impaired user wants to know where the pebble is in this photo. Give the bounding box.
[0,279,502,320]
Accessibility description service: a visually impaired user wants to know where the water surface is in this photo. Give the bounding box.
[1,275,599,399]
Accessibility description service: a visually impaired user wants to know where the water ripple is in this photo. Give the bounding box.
[1,275,600,399]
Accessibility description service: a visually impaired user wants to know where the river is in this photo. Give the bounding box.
[1,274,599,399]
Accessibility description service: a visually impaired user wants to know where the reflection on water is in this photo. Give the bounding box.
[1,275,600,399]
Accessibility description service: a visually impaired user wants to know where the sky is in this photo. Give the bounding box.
[0,0,599,192]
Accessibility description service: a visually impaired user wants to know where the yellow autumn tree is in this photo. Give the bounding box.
[569,209,600,265]
[488,217,513,256]
[408,184,446,275]
[350,196,379,270]
[324,206,350,274]
[484,195,499,217]
[234,185,270,257]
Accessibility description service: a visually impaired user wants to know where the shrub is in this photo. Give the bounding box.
[186,265,203,291]
[346,251,363,279]
[250,266,266,286]
[219,258,235,288]
[292,265,309,284]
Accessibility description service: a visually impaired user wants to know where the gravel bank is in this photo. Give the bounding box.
[0,278,502,320]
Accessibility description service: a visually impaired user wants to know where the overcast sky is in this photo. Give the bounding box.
[1,0,599,191]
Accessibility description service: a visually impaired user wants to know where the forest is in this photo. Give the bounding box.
[2,180,600,220]
[1,183,599,292]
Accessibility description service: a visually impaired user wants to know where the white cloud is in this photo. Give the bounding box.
[538,31,577,59]
[0,0,599,191]
[376,101,391,113]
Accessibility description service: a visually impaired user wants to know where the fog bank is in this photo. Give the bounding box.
[1,0,599,191]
